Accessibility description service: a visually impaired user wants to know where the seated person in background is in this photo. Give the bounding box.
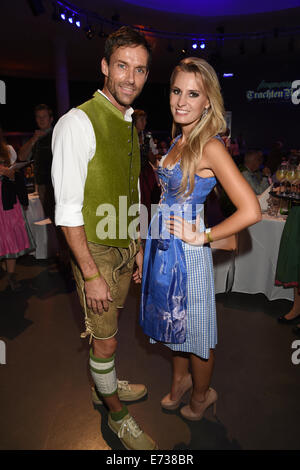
[241,150,271,195]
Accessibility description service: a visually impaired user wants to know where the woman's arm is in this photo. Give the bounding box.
[200,138,261,241]
[166,139,261,245]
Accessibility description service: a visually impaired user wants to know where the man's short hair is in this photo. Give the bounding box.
[104,26,152,68]
[34,104,53,118]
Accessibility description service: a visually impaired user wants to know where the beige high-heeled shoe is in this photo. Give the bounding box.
[161,374,193,410]
[180,387,217,421]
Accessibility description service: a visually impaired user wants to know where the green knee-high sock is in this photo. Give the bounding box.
[89,349,118,397]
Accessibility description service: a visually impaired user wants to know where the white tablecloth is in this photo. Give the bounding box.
[214,215,293,301]
[212,249,236,294]
[26,193,45,223]
[25,193,58,259]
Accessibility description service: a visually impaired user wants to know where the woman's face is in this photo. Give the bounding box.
[170,70,209,133]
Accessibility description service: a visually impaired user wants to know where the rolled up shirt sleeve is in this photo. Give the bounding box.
[51,108,95,227]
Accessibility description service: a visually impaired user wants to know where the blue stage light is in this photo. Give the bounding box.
[68,16,73,24]
[223,73,234,77]
[60,12,66,20]
[192,43,198,49]
[75,19,81,27]
[200,42,206,49]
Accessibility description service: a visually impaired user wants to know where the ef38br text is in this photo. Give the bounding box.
[150,454,193,465]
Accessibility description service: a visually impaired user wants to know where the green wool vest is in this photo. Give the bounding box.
[78,92,140,247]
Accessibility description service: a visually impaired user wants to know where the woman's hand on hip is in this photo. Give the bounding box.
[165,216,205,246]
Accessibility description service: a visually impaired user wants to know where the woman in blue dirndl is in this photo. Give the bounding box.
[138,57,262,420]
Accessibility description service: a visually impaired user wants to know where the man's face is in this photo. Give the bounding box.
[247,154,262,172]
[35,110,53,130]
[101,45,149,113]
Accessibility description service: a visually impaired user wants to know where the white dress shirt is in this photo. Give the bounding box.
[51,90,137,227]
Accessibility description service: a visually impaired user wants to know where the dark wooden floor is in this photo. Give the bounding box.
[0,255,300,450]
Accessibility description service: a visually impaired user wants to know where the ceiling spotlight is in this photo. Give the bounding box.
[200,42,206,49]
[68,15,73,24]
[75,16,81,28]
[57,5,67,21]
[192,43,198,49]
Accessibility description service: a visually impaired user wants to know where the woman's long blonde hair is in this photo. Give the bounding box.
[170,57,226,198]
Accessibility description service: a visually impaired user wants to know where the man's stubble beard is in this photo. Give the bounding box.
[107,77,140,108]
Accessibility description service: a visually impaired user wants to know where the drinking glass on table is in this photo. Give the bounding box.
[286,164,297,198]
[276,163,287,194]
[267,195,280,217]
